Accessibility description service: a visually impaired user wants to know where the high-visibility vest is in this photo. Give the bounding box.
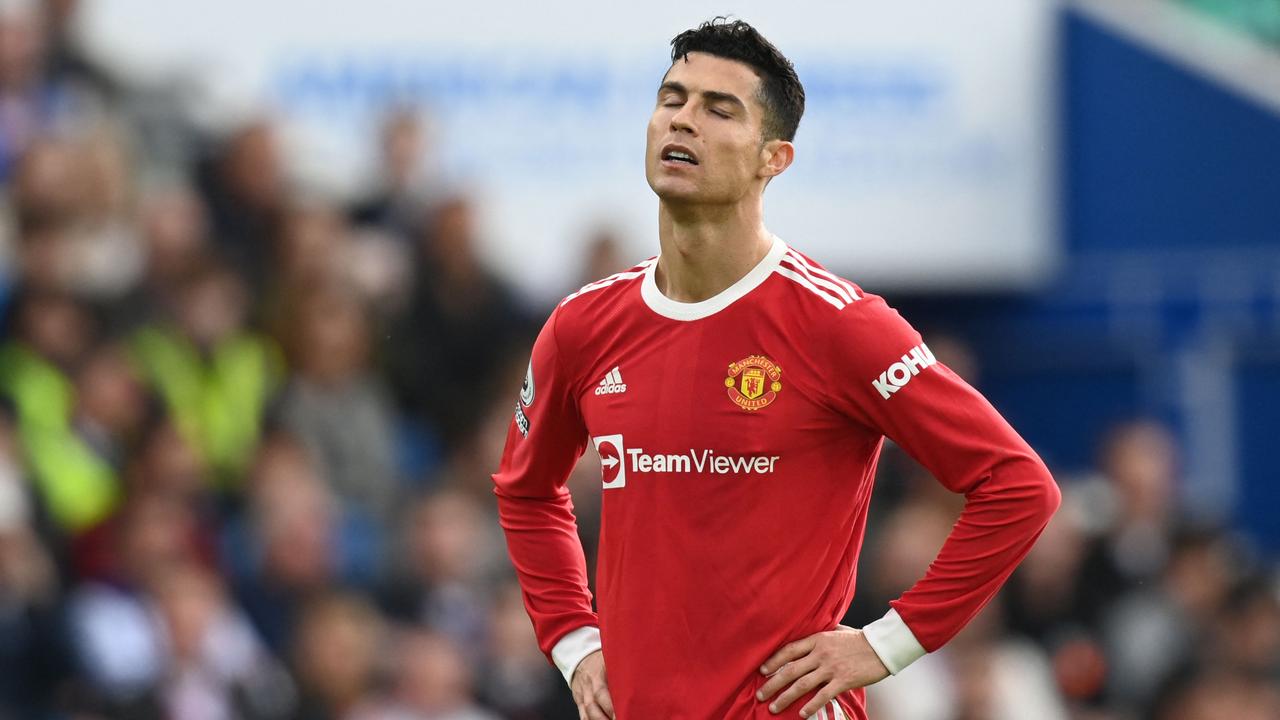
[0,342,119,532]
[130,326,283,484]
[0,342,74,432]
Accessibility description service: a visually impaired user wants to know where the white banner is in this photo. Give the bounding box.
[79,0,1057,301]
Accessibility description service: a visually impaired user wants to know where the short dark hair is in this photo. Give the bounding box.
[669,17,805,142]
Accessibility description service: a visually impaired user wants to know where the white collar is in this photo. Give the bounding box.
[641,235,787,321]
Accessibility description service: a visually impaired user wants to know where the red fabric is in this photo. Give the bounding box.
[493,249,1059,719]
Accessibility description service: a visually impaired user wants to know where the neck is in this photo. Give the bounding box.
[654,197,773,302]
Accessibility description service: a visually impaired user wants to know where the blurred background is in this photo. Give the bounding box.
[0,0,1277,718]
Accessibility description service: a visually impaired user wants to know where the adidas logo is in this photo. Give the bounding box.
[595,366,627,395]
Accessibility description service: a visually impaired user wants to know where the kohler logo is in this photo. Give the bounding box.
[872,344,937,399]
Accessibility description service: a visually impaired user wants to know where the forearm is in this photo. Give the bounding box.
[495,487,599,663]
[888,453,1059,654]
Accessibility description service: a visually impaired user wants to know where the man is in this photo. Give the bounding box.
[493,18,1060,720]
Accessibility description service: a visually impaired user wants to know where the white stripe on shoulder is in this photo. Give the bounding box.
[779,255,854,304]
[774,267,846,310]
[784,250,861,300]
[560,259,656,307]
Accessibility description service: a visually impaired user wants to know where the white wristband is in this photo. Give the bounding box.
[551,626,603,687]
[862,608,927,675]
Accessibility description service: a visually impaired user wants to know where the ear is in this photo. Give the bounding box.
[758,139,794,180]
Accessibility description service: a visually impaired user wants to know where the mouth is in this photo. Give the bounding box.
[660,144,699,166]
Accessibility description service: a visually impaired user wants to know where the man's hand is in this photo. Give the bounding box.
[570,650,615,720]
[757,625,890,718]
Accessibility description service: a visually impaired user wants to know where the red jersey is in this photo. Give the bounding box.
[493,237,1059,719]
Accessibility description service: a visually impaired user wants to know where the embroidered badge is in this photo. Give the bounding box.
[725,355,782,411]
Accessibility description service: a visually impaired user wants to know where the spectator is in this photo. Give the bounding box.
[65,124,143,301]
[107,182,211,332]
[1004,495,1092,642]
[130,260,283,485]
[1002,495,1109,707]
[0,290,121,533]
[368,629,499,720]
[432,355,536,502]
[0,413,69,714]
[0,0,52,180]
[123,411,207,501]
[1152,668,1280,720]
[1102,527,1243,712]
[0,0,107,181]
[7,137,82,291]
[385,195,532,451]
[6,129,142,304]
[270,201,349,298]
[198,119,287,299]
[290,592,384,720]
[72,408,219,585]
[38,341,147,532]
[381,489,501,667]
[271,200,411,321]
[477,581,577,720]
[0,291,93,432]
[276,282,400,521]
[228,434,381,655]
[229,435,338,655]
[1211,575,1280,678]
[150,562,295,720]
[1071,421,1184,634]
[352,107,437,240]
[66,490,204,707]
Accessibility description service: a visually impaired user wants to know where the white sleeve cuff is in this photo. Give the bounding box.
[863,608,927,675]
[551,626,602,687]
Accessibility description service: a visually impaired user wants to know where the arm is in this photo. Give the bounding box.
[760,296,1059,718]
[834,295,1061,668]
[491,308,600,681]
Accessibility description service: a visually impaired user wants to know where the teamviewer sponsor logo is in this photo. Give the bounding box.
[872,343,937,399]
[593,434,626,489]
[627,448,779,474]
[591,434,780,487]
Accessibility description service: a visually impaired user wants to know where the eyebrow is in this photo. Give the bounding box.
[658,81,747,112]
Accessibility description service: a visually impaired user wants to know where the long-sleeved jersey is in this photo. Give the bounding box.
[493,237,1060,719]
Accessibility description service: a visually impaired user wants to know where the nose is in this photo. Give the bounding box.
[669,101,697,136]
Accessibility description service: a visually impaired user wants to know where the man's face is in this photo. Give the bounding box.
[645,52,775,205]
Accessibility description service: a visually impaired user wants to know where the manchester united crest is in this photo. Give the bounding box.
[724,355,783,411]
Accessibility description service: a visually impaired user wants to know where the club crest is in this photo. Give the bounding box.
[725,355,782,411]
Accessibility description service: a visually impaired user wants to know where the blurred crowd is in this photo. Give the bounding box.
[0,1,1276,720]
[849,418,1280,720]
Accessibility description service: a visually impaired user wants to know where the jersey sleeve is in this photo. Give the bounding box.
[823,294,1061,667]
[492,307,599,670]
